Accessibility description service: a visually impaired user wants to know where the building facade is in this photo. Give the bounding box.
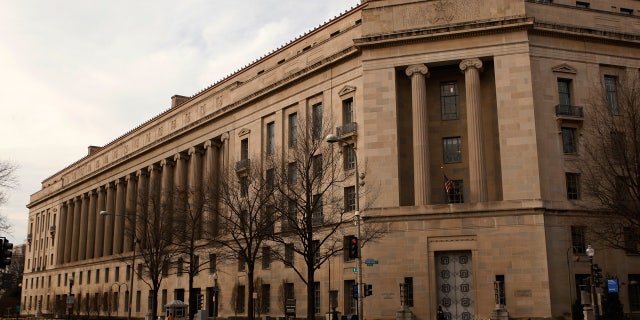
[22,1,640,319]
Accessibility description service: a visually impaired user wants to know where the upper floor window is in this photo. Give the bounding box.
[288,113,298,147]
[343,144,356,170]
[558,78,572,106]
[266,122,275,155]
[312,103,323,139]
[604,75,619,114]
[312,154,323,179]
[177,258,184,276]
[443,137,462,163]
[566,172,580,200]
[561,127,577,154]
[576,1,590,9]
[241,138,249,160]
[285,243,294,267]
[344,186,356,212]
[446,180,464,204]
[571,225,586,254]
[343,98,354,124]
[441,82,459,120]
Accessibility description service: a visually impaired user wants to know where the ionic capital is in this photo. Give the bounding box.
[405,64,429,77]
[459,58,483,72]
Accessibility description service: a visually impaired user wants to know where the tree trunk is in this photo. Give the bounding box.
[248,265,255,320]
[307,264,315,320]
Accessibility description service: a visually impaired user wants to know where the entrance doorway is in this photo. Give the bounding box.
[435,250,475,320]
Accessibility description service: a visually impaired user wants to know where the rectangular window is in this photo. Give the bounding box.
[629,274,640,311]
[571,226,586,254]
[344,186,356,212]
[576,1,590,8]
[344,280,356,315]
[261,284,271,314]
[209,253,217,273]
[441,82,459,120]
[288,113,298,147]
[312,102,323,140]
[240,176,249,197]
[447,180,464,204]
[115,267,120,282]
[262,247,271,270]
[624,227,639,254]
[313,194,323,225]
[177,258,184,276]
[343,98,354,124]
[162,290,167,313]
[238,255,246,272]
[137,264,142,279]
[162,263,169,277]
[126,266,130,281]
[194,255,200,274]
[343,144,356,170]
[285,243,294,267]
[313,154,323,179]
[287,162,297,187]
[236,285,246,313]
[313,240,321,264]
[264,205,275,235]
[284,199,297,232]
[561,127,577,154]
[404,277,414,307]
[566,172,580,200]
[284,283,295,300]
[558,78,572,106]
[96,269,100,284]
[620,8,633,15]
[105,268,109,283]
[136,291,141,312]
[79,271,83,285]
[241,138,249,160]
[495,275,506,306]
[266,122,275,155]
[605,75,619,114]
[314,282,321,314]
[266,168,275,191]
[443,137,462,163]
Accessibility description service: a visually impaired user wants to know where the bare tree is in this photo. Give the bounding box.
[580,72,640,253]
[133,175,180,320]
[211,160,276,320]
[169,183,221,320]
[0,160,17,234]
[267,119,383,320]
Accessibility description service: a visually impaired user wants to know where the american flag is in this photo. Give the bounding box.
[443,174,455,194]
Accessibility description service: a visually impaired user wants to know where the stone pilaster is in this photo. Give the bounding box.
[188,147,204,238]
[405,64,431,206]
[460,58,487,202]
[64,199,74,263]
[94,186,105,258]
[57,202,68,264]
[204,140,221,236]
[136,169,150,248]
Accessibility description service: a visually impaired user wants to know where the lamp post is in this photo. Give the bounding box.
[67,276,74,320]
[213,272,219,320]
[100,211,137,320]
[586,245,597,320]
[325,133,364,320]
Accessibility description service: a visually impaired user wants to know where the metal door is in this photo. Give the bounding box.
[435,250,474,320]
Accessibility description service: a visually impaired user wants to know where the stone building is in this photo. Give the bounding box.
[21,1,640,320]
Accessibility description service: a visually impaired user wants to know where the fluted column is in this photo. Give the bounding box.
[136,169,150,248]
[174,153,189,241]
[204,140,221,236]
[146,164,161,248]
[160,158,175,235]
[86,190,97,259]
[188,147,204,239]
[405,64,431,206]
[64,199,74,263]
[94,186,106,258]
[103,182,115,256]
[124,174,138,252]
[460,58,487,202]
[71,196,82,261]
[56,202,68,264]
[78,194,89,260]
[114,178,126,254]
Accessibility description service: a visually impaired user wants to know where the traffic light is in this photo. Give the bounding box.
[197,294,204,310]
[592,264,603,287]
[364,284,373,297]
[0,238,12,269]
[348,235,359,259]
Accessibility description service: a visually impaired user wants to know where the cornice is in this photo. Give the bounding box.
[531,21,640,47]
[354,16,534,48]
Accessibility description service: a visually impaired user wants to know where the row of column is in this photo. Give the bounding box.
[56,139,222,265]
[405,58,488,205]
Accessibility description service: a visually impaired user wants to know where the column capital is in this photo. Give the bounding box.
[220,132,230,143]
[174,152,190,162]
[459,58,483,72]
[105,181,115,190]
[136,168,149,177]
[88,189,97,196]
[160,158,175,168]
[125,173,138,183]
[148,164,160,173]
[188,146,204,156]
[115,178,125,186]
[204,139,222,149]
[405,64,429,77]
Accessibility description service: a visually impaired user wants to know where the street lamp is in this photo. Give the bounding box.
[101,211,138,320]
[325,133,364,320]
[586,245,597,320]
[213,272,219,320]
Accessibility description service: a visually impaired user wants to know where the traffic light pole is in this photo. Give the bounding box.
[354,148,364,320]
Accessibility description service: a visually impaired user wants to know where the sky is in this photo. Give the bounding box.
[0,0,361,244]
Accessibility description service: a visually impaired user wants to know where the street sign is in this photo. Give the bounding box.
[66,296,75,305]
[365,258,379,266]
[352,267,358,273]
[608,278,619,293]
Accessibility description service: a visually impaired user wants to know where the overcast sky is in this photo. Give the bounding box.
[0,0,360,243]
